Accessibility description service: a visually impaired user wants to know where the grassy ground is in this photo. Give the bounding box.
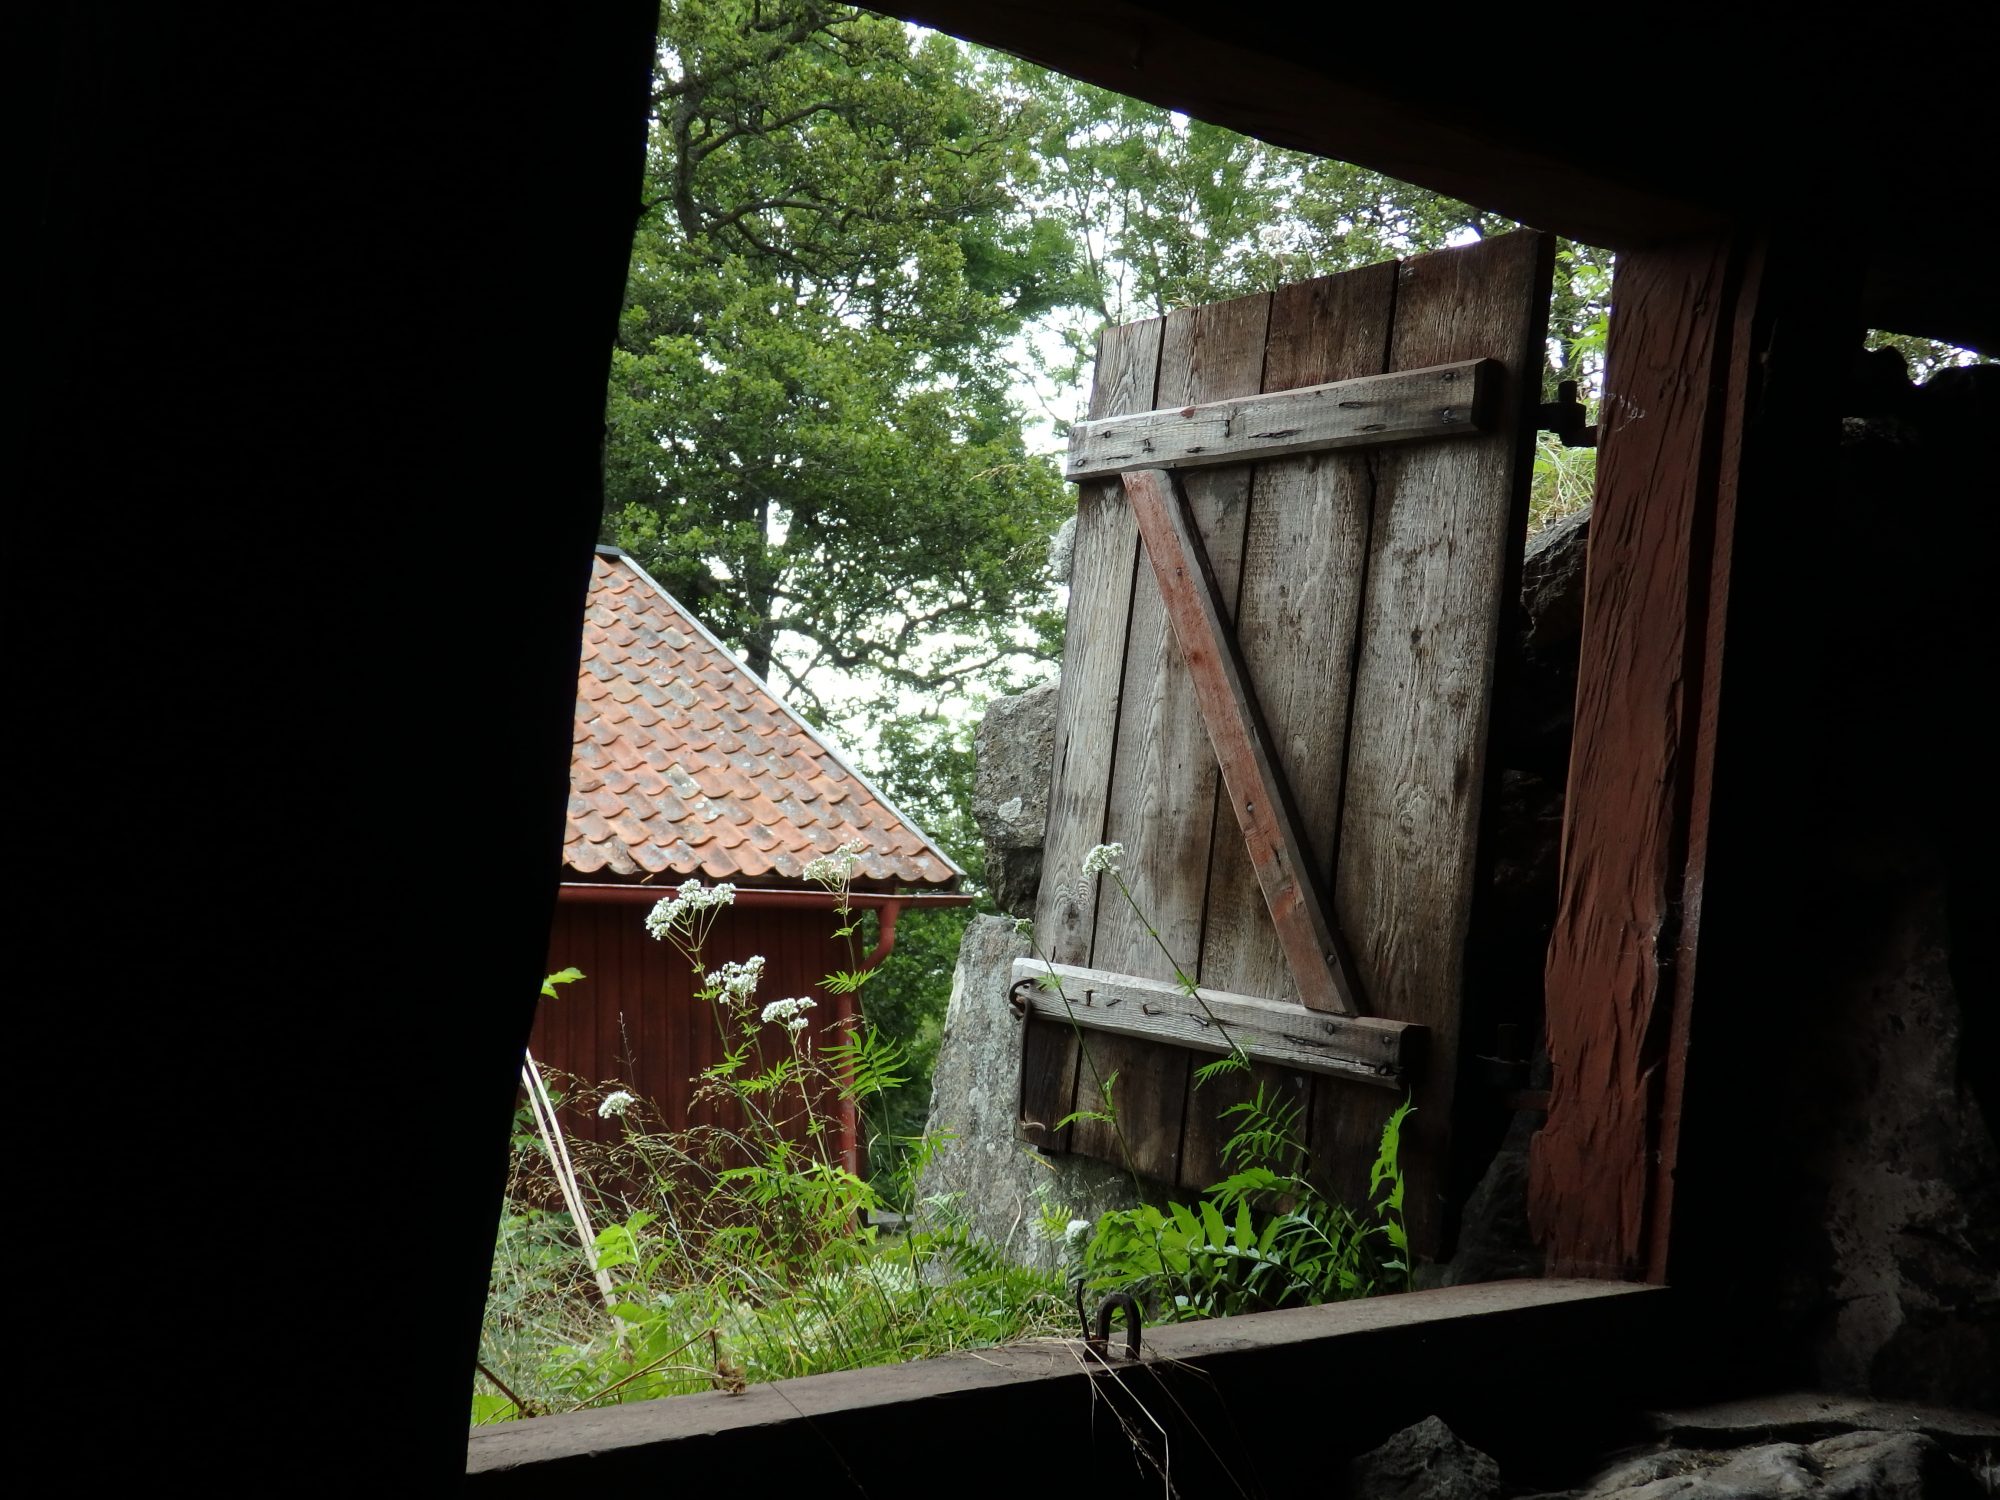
[472,1109,1075,1421]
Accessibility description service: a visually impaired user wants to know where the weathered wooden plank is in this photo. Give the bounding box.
[1194,266,1394,1009]
[1065,359,1495,481]
[1012,960,1417,1083]
[1315,230,1552,1254]
[1529,233,1747,1279]
[1124,465,1365,1018]
[1074,292,1271,1178]
[1017,315,1163,1152]
[1181,264,1396,1188]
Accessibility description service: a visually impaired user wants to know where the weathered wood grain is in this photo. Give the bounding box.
[1031,239,1549,1217]
[1184,265,1397,1188]
[1190,266,1397,1006]
[1075,292,1271,1178]
[1064,359,1495,480]
[1529,234,1746,1278]
[1316,231,1552,1251]
[1017,315,1162,1152]
[1125,465,1364,1017]
[1012,959,1417,1082]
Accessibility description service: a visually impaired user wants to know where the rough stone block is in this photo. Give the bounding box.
[1349,1416,1505,1500]
[971,682,1059,916]
[914,915,1146,1267]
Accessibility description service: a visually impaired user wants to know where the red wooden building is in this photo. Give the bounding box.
[531,546,968,1168]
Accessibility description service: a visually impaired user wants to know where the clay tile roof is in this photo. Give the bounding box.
[564,548,962,888]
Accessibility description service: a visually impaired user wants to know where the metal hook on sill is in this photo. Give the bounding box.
[1088,1292,1143,1362]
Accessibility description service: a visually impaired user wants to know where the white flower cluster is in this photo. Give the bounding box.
[802,839,870,887]
[759,996,817,1033]
[644,878,737,939]
[1081,842,1125,877]
[706,956,767,1004]
[597,1090,637,1119]
[1064,1217,1093,1246]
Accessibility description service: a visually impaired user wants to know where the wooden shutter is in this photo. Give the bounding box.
[1017,232,1554,1258]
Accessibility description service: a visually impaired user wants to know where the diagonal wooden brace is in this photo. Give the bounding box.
[1122,466,1367,1017]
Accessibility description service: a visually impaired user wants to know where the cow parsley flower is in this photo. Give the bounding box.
[759,996,817,1034]
[644,878,737,939]
[1064,1218,1093,1246]
[706,956,766,1003]
[1081,842,1124,877]
[802,839,871,887]
[597,1090,637,1119]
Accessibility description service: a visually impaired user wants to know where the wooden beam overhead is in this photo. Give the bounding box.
[892,3,1994,348]
[892,2,1722,249]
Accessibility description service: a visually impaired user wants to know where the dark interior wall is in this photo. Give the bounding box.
[26,6,1995,1481]
[28,8,658,1480]
[1666,276,1998,1404]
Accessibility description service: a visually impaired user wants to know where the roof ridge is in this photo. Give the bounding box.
[569,549,966,885]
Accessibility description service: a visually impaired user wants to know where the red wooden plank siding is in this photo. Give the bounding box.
[529,896,860,1173]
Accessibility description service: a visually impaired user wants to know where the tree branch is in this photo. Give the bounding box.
[692,101,845,164]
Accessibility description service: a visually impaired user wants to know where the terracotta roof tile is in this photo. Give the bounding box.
[561,550,961,888]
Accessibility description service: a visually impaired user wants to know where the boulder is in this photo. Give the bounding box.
[972,682,1059,917]
[1573,1431,1984,1500]
[1434,1104,1540,1288]
[1349,1416,1504,1500]
[914,915,1146,1268]
[1048,514,1077,584]
[1520,505,1591,654]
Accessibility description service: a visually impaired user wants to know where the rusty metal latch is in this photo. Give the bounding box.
[1079,1290,1142,1362]
[1007,978,1037,1019]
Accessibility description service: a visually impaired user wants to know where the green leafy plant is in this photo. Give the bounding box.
[1080,1089,1415,1322]
[1018,838,1420,1322]
[475,859,1071,1422]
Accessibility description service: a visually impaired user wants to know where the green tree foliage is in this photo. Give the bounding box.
[1862,330,1994,382]
[605,1,1083,721]
[608,8,1625,761]
[972,56,1614,529]
[983,60,1519,328]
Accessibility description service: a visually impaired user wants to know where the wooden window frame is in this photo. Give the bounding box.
[467,1279,1672,1485]
[462,225,1770,1479]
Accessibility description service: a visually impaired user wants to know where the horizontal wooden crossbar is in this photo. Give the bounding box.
[1064,358,1497,482]
[1011,959,1420,1087]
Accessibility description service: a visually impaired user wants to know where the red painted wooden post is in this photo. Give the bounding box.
[1529,231,1761,1279]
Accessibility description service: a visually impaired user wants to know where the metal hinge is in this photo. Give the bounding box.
[1537,379,1598,448]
